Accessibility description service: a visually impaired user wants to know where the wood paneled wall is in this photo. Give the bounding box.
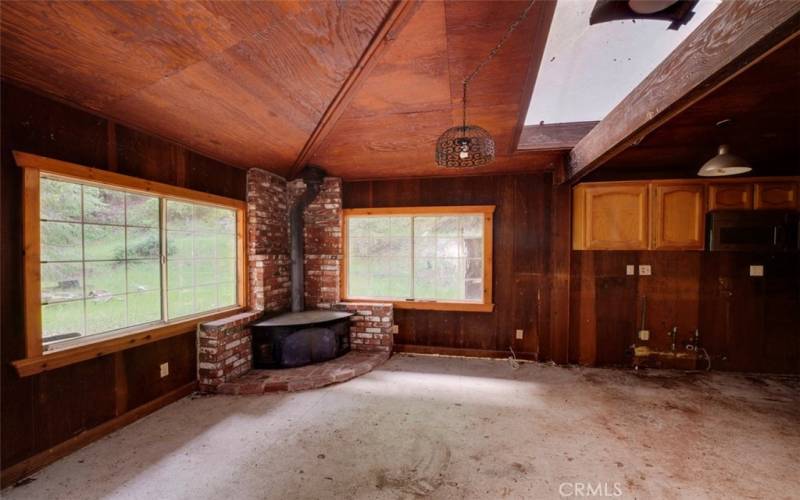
[343,174,570,361]
[0,83,246,473]
[570,251,800,373]
[344,176,798,374]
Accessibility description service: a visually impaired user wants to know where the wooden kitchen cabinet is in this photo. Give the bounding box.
[651,183,706,250]
[754,182,798,209]
[573,183,649,250]
[708,183,753,210]
[572,176,799,251]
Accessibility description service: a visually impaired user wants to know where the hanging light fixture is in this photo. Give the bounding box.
[435,0,536,168]
[697,144,752,177]
[697,119,752,177]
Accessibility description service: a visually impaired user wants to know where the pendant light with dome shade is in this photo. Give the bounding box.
[697,119,752,177]
[435,0,536,169]
[697,144,752,177]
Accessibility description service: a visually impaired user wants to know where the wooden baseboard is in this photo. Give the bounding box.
[394,344,538,361]
[0,381,197,489]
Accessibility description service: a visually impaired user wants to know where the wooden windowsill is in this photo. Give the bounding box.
[393,301,495,312]
[12,307,245,377]
[343,299,494,313]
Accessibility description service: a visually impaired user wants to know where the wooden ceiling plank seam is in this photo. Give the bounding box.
[289,0,422,178]
[567,0,800,183]
[95,2,314,116]
[509,0,557,153]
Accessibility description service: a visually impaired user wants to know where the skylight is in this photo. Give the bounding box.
[524,0,721,126]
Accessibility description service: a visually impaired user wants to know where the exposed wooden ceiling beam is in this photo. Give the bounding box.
[289,0,420,178]
[567,0,800,183]
[518,121,598,151]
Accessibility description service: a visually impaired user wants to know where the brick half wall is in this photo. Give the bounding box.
[332,302,396,352]
[198,310,263,391]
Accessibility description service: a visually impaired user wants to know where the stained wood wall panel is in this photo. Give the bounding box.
[570,251,800,373]
[343,173,565,359]
[0,83,245,472]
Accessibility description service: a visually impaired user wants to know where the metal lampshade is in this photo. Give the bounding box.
[435,125,496,168]
[697,144,752,177]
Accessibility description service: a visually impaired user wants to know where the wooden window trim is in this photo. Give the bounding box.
[13,151,249,377]
[15,151,246,210]
[341,205,495,313]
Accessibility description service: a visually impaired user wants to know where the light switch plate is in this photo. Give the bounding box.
[749,265,764,277]
[515,329,524,340]
[160,362,169,378]
[626,265,635,276]
[639,265,652,276]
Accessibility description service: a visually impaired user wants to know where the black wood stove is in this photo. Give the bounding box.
[251,310,353,369]
[252,166,353,369]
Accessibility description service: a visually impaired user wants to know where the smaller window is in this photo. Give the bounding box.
[343,206,494,312]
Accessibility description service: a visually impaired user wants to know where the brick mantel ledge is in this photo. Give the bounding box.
[200,310,263,332]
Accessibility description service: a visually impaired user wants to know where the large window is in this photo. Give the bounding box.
[39,177,239,350]
[40,178,164,342]
[343,206,494,312]
[17,151,246,369]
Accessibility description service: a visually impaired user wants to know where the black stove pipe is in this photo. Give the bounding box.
[290,166,326,312]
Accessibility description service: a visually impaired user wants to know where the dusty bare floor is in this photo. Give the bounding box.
[5,355,799,500]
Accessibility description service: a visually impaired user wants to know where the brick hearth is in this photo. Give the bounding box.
[215,351,389,395]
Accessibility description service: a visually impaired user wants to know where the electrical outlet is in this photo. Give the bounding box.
[626,265,635,276]
[515,329,524,340]
[638,330,650,341]
[749,265,764,277]
[160,362,169,378]
[638,265,652,276]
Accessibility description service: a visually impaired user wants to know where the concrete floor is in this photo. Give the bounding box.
[5,355,799,500]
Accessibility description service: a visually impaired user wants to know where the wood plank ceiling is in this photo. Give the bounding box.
[0,0,559,180]
[0,1,392,177]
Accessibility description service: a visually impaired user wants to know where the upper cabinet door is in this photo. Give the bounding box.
[651,183,706,250]
[754,182,798,209]
[574,183,649,250]
[708,184,753,210]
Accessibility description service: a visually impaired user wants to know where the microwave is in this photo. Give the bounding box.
[707,210,799,252]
